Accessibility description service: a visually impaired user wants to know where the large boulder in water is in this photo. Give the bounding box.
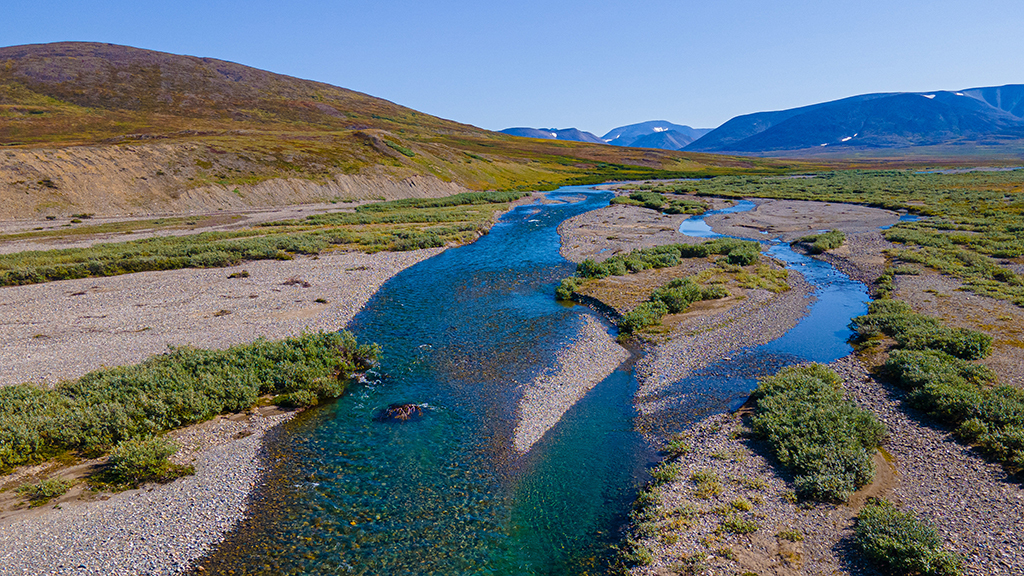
[373,403,425,423]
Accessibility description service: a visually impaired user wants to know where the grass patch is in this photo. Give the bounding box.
[0,331,377,473]
[718,515,759,535]
[856,498,964,576]
[751,364,886,502]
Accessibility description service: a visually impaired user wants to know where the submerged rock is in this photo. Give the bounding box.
[373,403,425,423]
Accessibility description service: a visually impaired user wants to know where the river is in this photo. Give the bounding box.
[195,186,872,575]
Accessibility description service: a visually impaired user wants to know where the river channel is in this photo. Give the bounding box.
[196,186,872,575]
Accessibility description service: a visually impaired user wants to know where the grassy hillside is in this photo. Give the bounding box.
[0,42,816,215]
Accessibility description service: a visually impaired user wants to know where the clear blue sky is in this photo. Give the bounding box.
[2,1,1021,136]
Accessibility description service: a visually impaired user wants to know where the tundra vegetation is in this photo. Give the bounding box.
[637,169,1024,306]
[0,191,524,287]
[0,331,377,488]
[610,191,707,215]
[750,364,886,502]
[556,238,791,335]
[852,300,1023,474]
[794,229,846,254]
[856,498,964,576]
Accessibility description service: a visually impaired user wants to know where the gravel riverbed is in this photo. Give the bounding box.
[0,248,443,575]
[513,313,630,453]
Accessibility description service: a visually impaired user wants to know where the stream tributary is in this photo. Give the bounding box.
[195,186,874,575]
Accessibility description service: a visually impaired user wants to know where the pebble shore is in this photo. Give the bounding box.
[0,248,442,575]
[513,313,630,453]
[629,353,1024,576]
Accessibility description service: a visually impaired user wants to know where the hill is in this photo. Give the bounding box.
[602,121,711,148]
[685,85,1024,156]
[0,42,796,219]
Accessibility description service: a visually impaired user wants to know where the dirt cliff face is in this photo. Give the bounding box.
[0,142,473,219]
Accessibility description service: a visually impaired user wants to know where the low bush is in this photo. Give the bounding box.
[651,278,727,313]
[574,238,762,279]
[106,436,190,485]
[856,498,964,576]
[555,276,584,301]
[797,230,846,254]
[884,349,1024,471]
[852,300,992,360]
[0,331,378,472]
[619,301,669,333]
[751,364,885,502]
[611,191,707,215]
[16,476,72,505]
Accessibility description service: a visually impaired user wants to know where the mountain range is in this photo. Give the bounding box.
[684,85,1024,155]
[500,121,712,151]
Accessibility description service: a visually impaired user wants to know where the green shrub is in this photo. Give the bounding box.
[797,230,846,254]
[107,436,190,485]
[574,239,762,280]
[555,276,584,300]
[852,301,992,360]
[884,349,1024,472]
[16,476,72,505]
[0,331,377,472]
[619,301,669,333]
[856,499,964,576]
[751,364,885,502]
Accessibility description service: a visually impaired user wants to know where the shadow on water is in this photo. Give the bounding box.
[194,187,656,575]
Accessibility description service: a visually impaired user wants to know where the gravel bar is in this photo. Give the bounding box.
[0,248,443,575]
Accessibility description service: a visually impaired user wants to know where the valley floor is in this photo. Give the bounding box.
[560,197,1024,576]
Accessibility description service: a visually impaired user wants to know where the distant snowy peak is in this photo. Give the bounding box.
[499,127,604,144]
[602,121,713,150]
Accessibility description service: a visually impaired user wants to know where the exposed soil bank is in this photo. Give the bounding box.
[0,143,474,220]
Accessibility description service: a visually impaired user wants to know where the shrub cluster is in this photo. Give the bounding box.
[105,436,192,486]
[751,364,886,502]
[856,498,964,576]
[610,191,707,215]
[651,278,728,313]
[796,229,846,254]
[618,278,728,334]
[884,349,1024,471]
[576,238,762,280]
[619,301,669,334]
[852,300,992,360]
[0,331,377,472]
[16,476,72,505]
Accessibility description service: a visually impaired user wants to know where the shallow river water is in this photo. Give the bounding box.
[196,186,871,575]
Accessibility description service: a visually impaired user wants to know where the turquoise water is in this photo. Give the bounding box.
[196,187,654,575]
[196,188,873,575]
